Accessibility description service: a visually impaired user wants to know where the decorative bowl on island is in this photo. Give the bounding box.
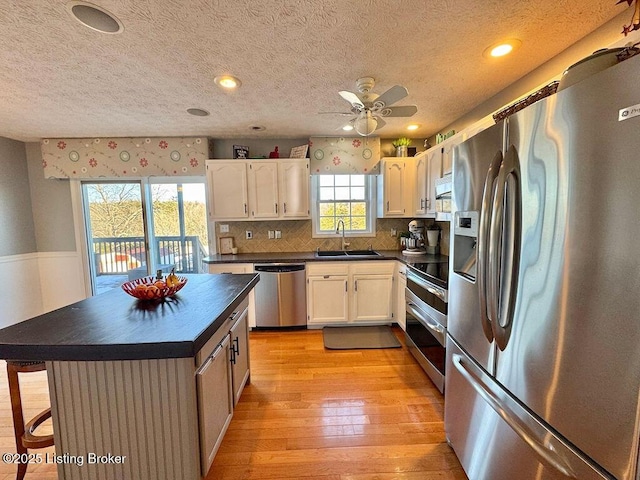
[121,275,187,300]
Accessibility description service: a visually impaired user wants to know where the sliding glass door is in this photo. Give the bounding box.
[82,180,209,296]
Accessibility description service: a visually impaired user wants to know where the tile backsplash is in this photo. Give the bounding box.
[215,219,450,255]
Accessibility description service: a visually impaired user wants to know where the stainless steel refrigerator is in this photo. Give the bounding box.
[445,53,640,480]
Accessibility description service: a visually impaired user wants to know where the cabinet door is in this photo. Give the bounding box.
[278,159,310,218]
[426,149,442,215]
[196,335,233,476]
[307,275,349,325]
[414,153,428,216]
[382,160,407,216]
[248,161,279,218]
[396,266,407,331]
[230,308,250,406]
[351,274,394,323]
[441,141,455,176]
[206,161,248,219]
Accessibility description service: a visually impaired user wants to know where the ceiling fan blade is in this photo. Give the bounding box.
[378,105,418,117]
[338,90,364,109]
[374,85,408,108]
[318,111,354,116]
[375,117,386,129]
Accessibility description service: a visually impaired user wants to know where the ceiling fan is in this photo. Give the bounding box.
[321,77,418,136]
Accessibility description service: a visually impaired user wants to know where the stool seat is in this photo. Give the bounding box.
[6,360,54,480]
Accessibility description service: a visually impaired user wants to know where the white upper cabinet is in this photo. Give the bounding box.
[206,161,248,219]
[377,158,414,218]
[278,159,310,218]
[207,159,309,221]
[248,161,279,219]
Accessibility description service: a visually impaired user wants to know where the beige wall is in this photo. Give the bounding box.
[214,218,449,255]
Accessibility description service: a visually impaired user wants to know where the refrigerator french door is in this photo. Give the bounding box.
[445,53,640,480]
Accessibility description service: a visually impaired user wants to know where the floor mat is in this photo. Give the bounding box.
[323,325,401,349]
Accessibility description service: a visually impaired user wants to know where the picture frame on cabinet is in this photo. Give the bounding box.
[233,145,249,159]
[219,236,235,255]
[289,144,308,158]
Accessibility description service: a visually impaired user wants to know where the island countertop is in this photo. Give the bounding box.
[0,273,259,362]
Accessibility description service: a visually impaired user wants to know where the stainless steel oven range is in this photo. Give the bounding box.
[405,262,448,393]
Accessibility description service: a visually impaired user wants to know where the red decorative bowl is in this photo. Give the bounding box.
[121,275,187,300]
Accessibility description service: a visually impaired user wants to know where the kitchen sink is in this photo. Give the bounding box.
[315,250,348,257]
[315,250,381,258]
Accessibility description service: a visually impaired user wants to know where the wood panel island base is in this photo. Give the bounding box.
[0,274,259,480]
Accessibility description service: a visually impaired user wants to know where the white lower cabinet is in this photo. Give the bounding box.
[307,261,395,326]
[395,262,407,330]
[229,307,250,406]
[196,334,233,476]
[195,296,250,477]
[307,274,349,324]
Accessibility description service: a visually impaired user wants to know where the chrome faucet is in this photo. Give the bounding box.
[336,219,350,251]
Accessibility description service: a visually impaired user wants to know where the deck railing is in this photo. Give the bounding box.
[93,236,207,275]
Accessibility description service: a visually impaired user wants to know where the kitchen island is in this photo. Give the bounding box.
[0,273,259,480]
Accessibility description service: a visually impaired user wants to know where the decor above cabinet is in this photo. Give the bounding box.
[206,158,309,221]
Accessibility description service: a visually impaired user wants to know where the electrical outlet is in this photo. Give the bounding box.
[245,230,253,239]
[391,228,397,237]
[275,230,282,239]
[219,224,229,233]
[268,230,275,239]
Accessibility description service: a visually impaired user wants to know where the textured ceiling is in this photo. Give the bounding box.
[0,0,627,142]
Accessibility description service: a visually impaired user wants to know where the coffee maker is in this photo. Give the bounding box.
[402,220,426,255]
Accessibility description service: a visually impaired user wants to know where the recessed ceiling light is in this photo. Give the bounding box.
[214,75,242,89]
[484,39,522,58]
[187,108,210,117]
[66,1,123,34]
[249,125,265,131]
[407,124,419,131]
[342,125,354,131]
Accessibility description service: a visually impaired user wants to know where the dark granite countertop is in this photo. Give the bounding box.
[203,250,448,266]
[0,273,259,362]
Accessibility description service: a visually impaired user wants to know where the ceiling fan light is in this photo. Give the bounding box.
[342,124,354,131]
[354,113,377,136]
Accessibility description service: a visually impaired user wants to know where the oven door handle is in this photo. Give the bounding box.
[407,272,446,302]
[407,302,446,341]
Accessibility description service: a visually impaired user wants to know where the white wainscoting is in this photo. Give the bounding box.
[0,253,43,328]
[37,251,86,314]
[0,251,87,328]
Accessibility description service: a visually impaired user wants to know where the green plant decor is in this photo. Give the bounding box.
[392,137,412,148]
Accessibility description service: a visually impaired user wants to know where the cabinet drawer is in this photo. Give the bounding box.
[208,263,253,274]
[306,262,349,276]
[350,261,395,275]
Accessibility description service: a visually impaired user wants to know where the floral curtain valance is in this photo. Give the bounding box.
[309,137,380,174]
[41,137,209,179]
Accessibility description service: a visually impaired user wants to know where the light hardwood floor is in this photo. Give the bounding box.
[0,327,466,480]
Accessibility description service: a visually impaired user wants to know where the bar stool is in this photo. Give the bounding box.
[6,360,55,480]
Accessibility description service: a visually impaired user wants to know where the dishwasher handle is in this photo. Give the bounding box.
[254,264,305,273]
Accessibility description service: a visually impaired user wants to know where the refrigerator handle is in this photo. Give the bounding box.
[489,145,522,351]
[452,353,578,479]
[478,150,503,343]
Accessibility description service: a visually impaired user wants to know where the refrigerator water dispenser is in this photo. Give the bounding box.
[453,211,479,281]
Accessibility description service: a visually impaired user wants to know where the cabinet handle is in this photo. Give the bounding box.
[345,280,348,292]
[386,201,389,212]
[426,199,430,209]
[421,199,424,209]
[354,280,358,292]
[244,203,247,214]
[283,202,287,213]
[275,203,278,214]
[323,275,330,279]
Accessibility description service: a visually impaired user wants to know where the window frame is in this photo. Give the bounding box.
[310,174,377,238]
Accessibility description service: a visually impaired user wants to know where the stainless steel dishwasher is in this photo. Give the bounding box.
[253,264,307,327]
